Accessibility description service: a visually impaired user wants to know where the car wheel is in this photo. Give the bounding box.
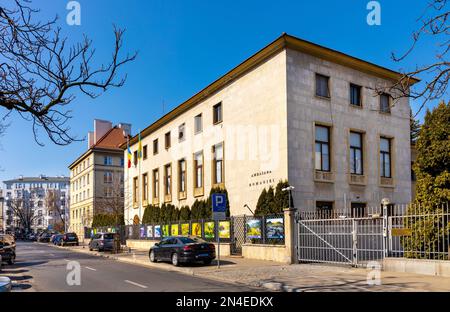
[149,250,156,263]
[203,259,212,265]
[171,253,179,266]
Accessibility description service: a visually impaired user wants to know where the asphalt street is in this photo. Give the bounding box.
[1,241,257,292]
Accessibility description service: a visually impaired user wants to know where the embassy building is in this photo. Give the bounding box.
[123,33,416,224]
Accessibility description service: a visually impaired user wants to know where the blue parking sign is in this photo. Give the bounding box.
[212,193,227,212]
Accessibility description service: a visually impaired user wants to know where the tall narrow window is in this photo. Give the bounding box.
[213,103,223,124]
[350,132,363,175]
[380,93,391,113]
[153,139,159,154]
[194,114,203,133]
[380,137,391,178]
[152,169,159,200]
[164,164,172,197]
[165,132,171,149]
[194,151,203,188]
[213,143,224,185]
[178,159,186,194]
[133,177,138,204]
[315,74,330,98]
[142,173,148,201]
[178,123,186,142]
[315,125,330,171]
[350,84,361,106]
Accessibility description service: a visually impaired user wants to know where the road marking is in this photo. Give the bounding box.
[124,280,148,289]
[85,266,97,271]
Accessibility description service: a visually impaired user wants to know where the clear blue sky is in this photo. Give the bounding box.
[0,0,446,182]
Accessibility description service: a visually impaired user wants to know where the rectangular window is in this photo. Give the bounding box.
[143,145,148,160]
[380,93,391,113]
[142,173,148,201]
[152,169,159,200]
[315,74,330,98]
[165,132,171,149]
[104,171,113,184]
[194,151,203,188]
[104,156,113,165]
[350,83,362,106]
[194,114,203,133]
[153,139,159,154]
[350,132,363,175]
[178,123,186,142]
[133,177,138,204]
[213,143,224,185]
[213,103,223,124]
[380,137,392,178]
[164,164,172,196]
[178,159,186,193]
[315,125,330,171]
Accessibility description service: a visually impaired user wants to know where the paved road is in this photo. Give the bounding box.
[1,242,257,292]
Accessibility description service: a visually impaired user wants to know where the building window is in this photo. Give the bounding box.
[133,177,138,204]
[104,156,113,165]
[164,164,172,196]
[212,143,224,185]
[178,123,186,142]
[104,171,113,184]
[380,93,391,113]
[142,173,148,201]
[194,151,203,188]
[164,132,171,149]
[213,102,222,124]
[152,169,159,200]
[315,125,330,172]
[380,137,391,178]
[178,159,186,193]
[194,114,203,133]
[143,145,148,160]
[350,83,362,106]
[153,139,159,154]
[350,132,363,175]
[315,74,330,98]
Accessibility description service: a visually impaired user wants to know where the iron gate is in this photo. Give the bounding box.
[297,217,384,266]
[231,215,246,255]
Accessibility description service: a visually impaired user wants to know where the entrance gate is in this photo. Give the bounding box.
[297,216,384,266]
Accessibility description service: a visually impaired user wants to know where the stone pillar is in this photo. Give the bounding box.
[283,208,297,264]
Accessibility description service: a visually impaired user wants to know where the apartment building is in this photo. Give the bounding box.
[2,175,69,233]
[68,120,131,238]
[124,33,416,223]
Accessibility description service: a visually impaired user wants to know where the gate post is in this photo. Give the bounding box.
[283,208,297,264]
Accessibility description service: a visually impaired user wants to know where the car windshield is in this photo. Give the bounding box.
[178,237,205,244]
[103,234,114,239]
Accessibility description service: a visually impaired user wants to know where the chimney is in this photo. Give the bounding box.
[93,119,112,144]
[88,131,95,148]
[118,123,132,137]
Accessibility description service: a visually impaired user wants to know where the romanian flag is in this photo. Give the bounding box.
[127,137,132,168]
[138,132,142,159]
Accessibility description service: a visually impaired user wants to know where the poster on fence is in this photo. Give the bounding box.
[246,219,262,239]
[146,225,153,238]
[171,224,179,236]
[140,226,146,238]
[191,223,202,237]
[181,223,189,236]
[204,222,215,239]
[219,221,230,239]
[162,225,169,237]
[154,225,161,238]
[266,217,284,239]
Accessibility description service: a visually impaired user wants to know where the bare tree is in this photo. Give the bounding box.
[381,0,449,116]
[0,0,137,145]
[8,197,37,233]
[45,189,65,232]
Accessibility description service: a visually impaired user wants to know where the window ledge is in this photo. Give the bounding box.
[314,170,334,183]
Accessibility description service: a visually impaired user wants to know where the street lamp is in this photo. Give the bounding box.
[281,186,295,210]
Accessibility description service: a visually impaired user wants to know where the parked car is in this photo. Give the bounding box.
[59,233,79,246]
[52,234,64,245]
[0,235,16,265]
[37,232,52,243]
[149,236,215,266]
[89,233,115,252]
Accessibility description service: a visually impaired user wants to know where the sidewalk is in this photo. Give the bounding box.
[56,244,450,292]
